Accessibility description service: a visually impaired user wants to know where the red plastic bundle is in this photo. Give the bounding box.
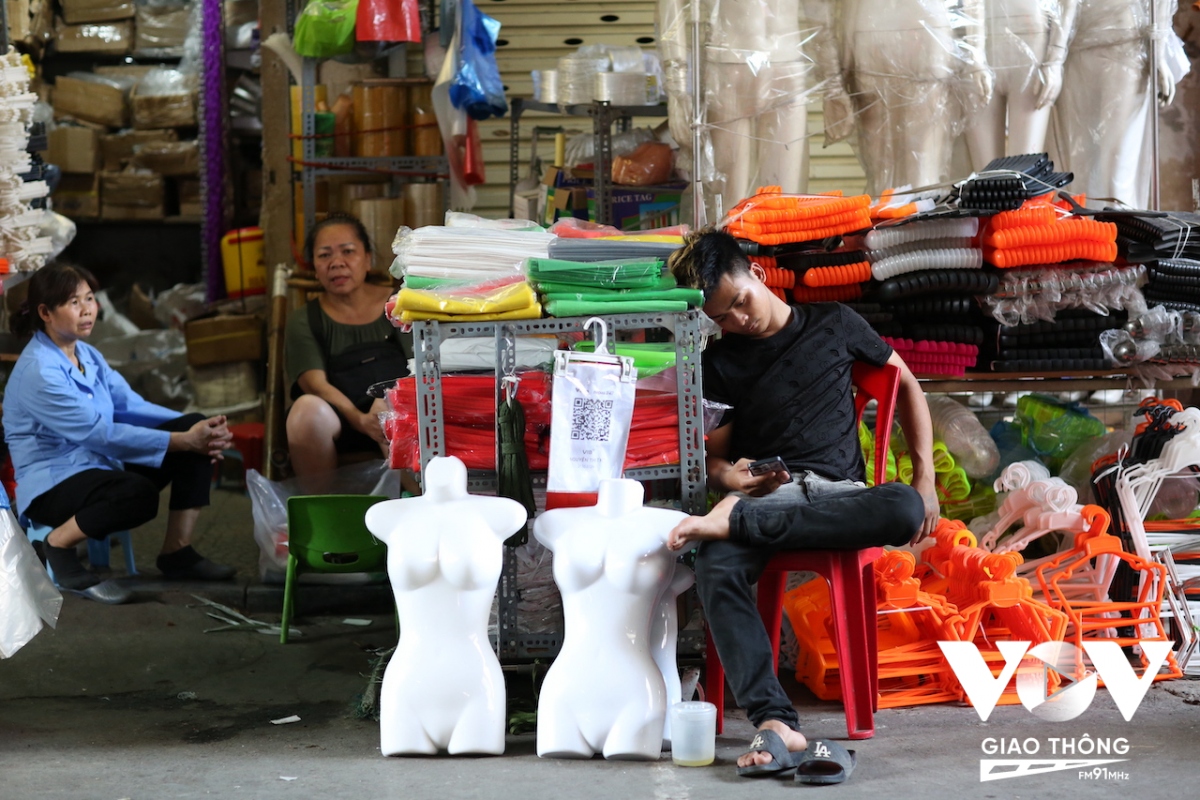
[384,376,681,472]
[982,197,1117,268]
[724,187,872,246]
[882,337,979,377]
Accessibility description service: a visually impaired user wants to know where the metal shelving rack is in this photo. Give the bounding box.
[507,98,670,226]
[411,311,707,660]
[283,0,450,238]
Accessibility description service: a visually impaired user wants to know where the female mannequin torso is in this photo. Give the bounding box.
[534,480,687,760]
[364,457,527,756]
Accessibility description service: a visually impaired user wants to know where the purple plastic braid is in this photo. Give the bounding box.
[201,0,227,301]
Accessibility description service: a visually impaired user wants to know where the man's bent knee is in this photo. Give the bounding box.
[877,483,926,545]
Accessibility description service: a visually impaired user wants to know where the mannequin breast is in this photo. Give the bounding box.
[984,0,1055,32]
[1071,0,1147,50]
[850,0,957,33]
[705,0,805,63]
[550,529,670,597]
[386,510,504,592]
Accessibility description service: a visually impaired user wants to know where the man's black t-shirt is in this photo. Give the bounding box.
[702,303,893,482]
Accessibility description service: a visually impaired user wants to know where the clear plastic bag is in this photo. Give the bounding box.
[0,503,61,659]
[293,0,358,58]
[926,395,1000,479]
[247,461,404,582]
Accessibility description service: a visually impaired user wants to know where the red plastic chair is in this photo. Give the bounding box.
[704,361,900,740]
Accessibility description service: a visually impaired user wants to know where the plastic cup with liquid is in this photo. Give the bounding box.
[669,701,717,766]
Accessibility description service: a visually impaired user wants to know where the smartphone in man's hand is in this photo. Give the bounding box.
[747,456,788,477]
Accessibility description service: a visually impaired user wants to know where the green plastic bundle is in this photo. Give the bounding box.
[526,257,666,289]
[573,341,677,376]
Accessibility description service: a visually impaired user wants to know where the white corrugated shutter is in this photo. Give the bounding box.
[475,0,865,218]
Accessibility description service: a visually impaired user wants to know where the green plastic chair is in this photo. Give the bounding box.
[281,494,389,643]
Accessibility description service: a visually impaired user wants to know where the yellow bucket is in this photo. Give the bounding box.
[221,227,266,298]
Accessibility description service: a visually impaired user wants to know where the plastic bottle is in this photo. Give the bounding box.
[926,396,1000,479]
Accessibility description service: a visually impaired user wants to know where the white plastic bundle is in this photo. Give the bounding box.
[871,247,983,280]
[557,54,609,105]
[389,224,556,281]
[0,48,45,271]
[863,217,980,250]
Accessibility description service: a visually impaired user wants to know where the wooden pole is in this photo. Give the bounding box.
[259,0,292,479]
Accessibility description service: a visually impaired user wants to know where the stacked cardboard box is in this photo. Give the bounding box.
[44,0,198,221]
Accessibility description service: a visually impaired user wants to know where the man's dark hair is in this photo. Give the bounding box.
[303,212,374,265]
[11,262,99,337]
[667,227,751,298]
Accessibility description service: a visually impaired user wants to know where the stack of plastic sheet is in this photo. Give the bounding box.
[390,224,555,283]
[387,275,542,324]
[383,374,682,472]
[527,257,703,316]
[723,187,872,247]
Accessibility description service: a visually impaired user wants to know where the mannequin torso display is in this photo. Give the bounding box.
[658,0,814,221]
[364,456,528,756]
[1052,0,1176,208]
[837,0,993,193]
[650,562,695,745]
[533,479,688,760]
[964,0,1078,168]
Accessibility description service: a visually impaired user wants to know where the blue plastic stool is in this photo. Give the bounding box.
[24,522,137,583]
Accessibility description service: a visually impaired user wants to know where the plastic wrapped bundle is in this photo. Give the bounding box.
[390,223,555,282]
[723,188,872,246]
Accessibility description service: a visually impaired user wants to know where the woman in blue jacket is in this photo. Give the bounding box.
[3,263,236,598]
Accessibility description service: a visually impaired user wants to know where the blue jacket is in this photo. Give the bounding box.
[3,331,178,516]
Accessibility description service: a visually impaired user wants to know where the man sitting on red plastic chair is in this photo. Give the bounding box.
[666,230,940,778]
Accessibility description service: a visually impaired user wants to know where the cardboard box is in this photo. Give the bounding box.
[60,0,133,24]
[131,139,198,175]
[188,362,259,408]
[135,2,189,53]
[7,0,31,42]
[184,313,264,367]
[54,16,132,53]
[53,173,100,218]
[586,182,687,232]
[132,88,196,129]
[100,128,176,171]
[53,75,127,127]
[127,284,162,330]
[177,177,202,217]
[100,170,164,220]
[47,125,99,173]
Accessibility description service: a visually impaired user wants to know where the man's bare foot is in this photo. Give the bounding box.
[737,719,808,769]
[667,494,740,551]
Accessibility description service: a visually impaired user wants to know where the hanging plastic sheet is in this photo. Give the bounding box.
[0,501,62,659]
[293,0,358,58]
[356,0,420,43]
[546,319,637,508]
[448,0,507,120]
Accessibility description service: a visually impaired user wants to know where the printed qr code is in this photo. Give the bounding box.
[571,397,614,441]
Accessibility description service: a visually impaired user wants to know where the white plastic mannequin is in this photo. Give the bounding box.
[364,456,528,756]
[650,561,695,746]
[964,0,1079,169]
[826,0,994,193]
[658,0,814,221]
[1052,0,1179,208]
[533,479,687,760]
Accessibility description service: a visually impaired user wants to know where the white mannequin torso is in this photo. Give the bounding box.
[650,562,695,745]
[533,479,687,760]
[364,456,528,756]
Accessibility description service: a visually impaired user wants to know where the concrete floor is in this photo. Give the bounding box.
[2,482,1199,799]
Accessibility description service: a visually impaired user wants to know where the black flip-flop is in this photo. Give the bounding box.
[794,738,857,786]
[736,729,804,778]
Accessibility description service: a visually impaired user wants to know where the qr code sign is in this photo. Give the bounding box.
[571,397,614,441]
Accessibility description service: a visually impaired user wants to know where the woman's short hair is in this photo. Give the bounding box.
[667,228,751,298]
[10,262,99,337]
[303,212,373,265]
